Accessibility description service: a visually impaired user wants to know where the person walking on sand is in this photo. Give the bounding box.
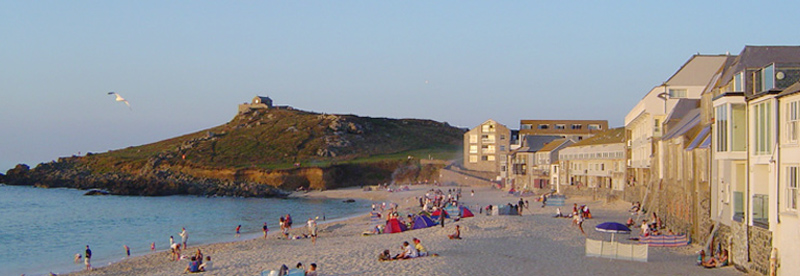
[307,217,318,245]
[263,222,269,239]
[439,209,445,228]
[84,245,92,271]
[235,225,241,238]
[518,198,525,215]
[179,228,188,249]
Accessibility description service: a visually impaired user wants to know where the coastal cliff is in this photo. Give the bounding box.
[1,107,463,197]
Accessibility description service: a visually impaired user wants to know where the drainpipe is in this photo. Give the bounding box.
[775,98,780,224]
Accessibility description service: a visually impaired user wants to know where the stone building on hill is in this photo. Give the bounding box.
[238,96,273,114]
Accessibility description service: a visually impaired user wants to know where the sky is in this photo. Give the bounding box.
[2,1,800,171]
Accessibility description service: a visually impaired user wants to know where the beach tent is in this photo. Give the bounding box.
[384,218,407,233]
[444,206,459,217]
[459,206,475,218]
[430,209,450,221]
[412,215,436,229]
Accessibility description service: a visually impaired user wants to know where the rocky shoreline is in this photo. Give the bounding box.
[0,159,289,198]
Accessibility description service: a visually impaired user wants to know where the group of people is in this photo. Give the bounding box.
[183,249,213,273]
[636,212,670,237]
[379,238,432,261]
[279,214,293,238]
[697,249,729,268]
[419,188,462,212]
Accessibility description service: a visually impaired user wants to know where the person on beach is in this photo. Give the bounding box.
[395,241,418,259]
[448,225,462,239]
[263,222,269,239]
[413,238,429,257]
[236,225,241,238]
[124,244,130,257]
[74,253,82,263]
[378,249,392,261]
[286,214,293,229]
[151,242,156,251]
[702,249,729,268]
[171,242,181,261]
[439,210,445,228]
[184,256,200,273]
[180,228,188,249]
[199,256,213,272]
[280,217,289,238]
[307,217,318,244]
[576,214,586,235]
[194,249,204,265]
[170,236,174,248]
[518,198,525,215]
[305,263,318,276]
[84,245,92,271]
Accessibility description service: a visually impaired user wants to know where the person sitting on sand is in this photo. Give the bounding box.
[184,256,200,273]
[697,250,706,266]
[378,249,392,261]
[448,225,462,240]
[554,207,564,218]
[703,249,729,268]
[626,217,635,228]
[199,256,212,272]
[395,241,419,259]
[412,238,428,257]
[171,243,182,261]
[305,263,318,276]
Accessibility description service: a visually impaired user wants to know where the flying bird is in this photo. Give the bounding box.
[107,92,131,109]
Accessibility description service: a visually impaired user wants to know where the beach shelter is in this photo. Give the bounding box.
[459,206,475,218]
[412,215,436,229]
[384,218,407,233]
[430,209,450,221]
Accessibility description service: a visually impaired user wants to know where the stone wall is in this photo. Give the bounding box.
[558,185,623,203]
[438,167,495,187]
[748,226,772,275]
[731,221,749,272]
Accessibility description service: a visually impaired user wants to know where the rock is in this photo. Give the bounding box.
[84,189,110,196]
[343,199,356,203]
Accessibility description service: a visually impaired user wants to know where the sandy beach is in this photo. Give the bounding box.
[65,185,744,276]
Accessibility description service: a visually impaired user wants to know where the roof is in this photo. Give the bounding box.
[567,127,625,147]
[517,135,562,153]
[777,81,800,98]
[662,108,701,141]
[538,139,570,152]
[686,125,711,151]
[701,56,738,96]
[664,99,700,123]
[720,46,800,96]
[665,55,732,86]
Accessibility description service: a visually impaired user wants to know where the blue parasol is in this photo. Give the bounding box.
[594,222,631,241]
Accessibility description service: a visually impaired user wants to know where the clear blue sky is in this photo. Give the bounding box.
[2,1,799,171]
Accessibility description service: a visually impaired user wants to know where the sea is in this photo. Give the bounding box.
[0,184,371,276]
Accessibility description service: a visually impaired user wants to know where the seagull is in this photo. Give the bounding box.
[107,92,131,109]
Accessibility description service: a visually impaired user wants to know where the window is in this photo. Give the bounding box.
[481,155,489,161]
[538,124,549,129]
[555,124,566,130]
[788,101,799,142]
[481,134,495,143]
[499,145,506,151]
[469,145,478,153]
[734,72,744,92]
[571,124,582,130]
[753,194,769,228]
[732,104,746,151]
[716,105,728,152]
[654,119,661,136]
[482,124,495,132]
[482,145,496,154]
[762,64,775,92]
[487,155,495,161]
[469,135,477,143]
[500,135,506,140]
[788,166,798,210]
[754,101,773,155]
[588,124,601,130]
[521,124,531,130]
[668,89,687,98]
[469,155,478,163]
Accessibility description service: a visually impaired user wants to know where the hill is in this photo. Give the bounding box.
[2,107,465,196]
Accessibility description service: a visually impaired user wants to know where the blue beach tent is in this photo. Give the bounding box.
[412,215,436,229]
